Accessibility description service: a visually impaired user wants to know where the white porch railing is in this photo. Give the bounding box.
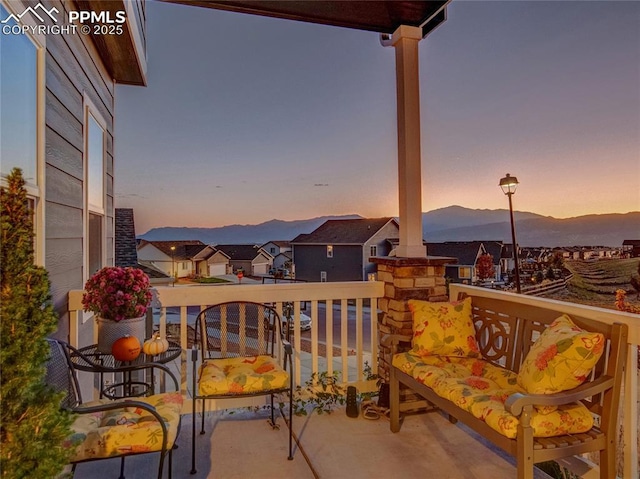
[451,284,639,479]
[68,281,385,394]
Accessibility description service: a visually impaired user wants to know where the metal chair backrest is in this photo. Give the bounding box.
[194,301,283,360]
[45,339,82,409]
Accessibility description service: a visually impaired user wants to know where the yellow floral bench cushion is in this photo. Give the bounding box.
[198,355,289,396]
[393,352,594,439]
[65,392,183,462]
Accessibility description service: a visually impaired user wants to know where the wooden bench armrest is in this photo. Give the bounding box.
[505,375,615,415]
[381,333,413,354]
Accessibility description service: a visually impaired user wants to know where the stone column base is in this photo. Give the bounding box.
[371,256,454,383]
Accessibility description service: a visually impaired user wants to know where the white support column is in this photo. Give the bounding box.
[392,25,426,258]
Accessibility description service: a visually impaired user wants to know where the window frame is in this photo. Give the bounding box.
[82,95,107,323]
[370,245,377,257]
[0,0,46,265]
[459,267,472,279]
[326,245,333,258]
[320,271,327,282]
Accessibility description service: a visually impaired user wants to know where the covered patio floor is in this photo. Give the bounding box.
[74,405,552,478]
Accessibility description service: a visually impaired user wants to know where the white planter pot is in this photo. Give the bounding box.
[96,315,146,353]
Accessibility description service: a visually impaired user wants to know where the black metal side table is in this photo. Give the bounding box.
[70,341,182,399]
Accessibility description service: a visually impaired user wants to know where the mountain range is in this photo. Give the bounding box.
[139,206,639,247]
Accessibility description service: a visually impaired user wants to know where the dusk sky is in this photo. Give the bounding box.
[114,1,640,234]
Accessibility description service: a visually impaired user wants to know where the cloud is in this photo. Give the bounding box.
[117,193,148,199]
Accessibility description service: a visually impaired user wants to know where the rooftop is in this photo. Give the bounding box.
[292,217,398,245]
[214,244,264,261]
[139,240,207,260]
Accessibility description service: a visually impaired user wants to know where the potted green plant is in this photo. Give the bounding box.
[82,266,152,352]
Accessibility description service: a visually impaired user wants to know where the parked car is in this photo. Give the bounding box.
[268,267,290,277]
[282,312,312,332]
[264,310,311,331]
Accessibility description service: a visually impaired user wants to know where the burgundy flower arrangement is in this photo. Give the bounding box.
[82,266,152,322]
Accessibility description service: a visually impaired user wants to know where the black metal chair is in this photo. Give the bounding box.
[190,301,294,474]
[45,339,183,479]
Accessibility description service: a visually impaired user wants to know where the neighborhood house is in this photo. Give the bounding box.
[291,217,399,282]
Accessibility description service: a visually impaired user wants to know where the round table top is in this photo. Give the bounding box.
[70,341,182,373]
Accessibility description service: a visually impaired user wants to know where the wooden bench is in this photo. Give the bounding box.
[388,292,629,479]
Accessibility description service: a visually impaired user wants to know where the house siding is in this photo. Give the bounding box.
[137,244,172,276]
[363,221,399,279]
[37,0,114,344]
[272,253,291,272]
[207,251,230,277]
[1,0,145,344]
[294,244,363,282]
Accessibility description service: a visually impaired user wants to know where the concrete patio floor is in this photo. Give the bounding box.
[74,404,552,479]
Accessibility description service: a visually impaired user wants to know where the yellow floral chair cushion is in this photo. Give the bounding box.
[198,355,289,396]
[408,297,480,358]
[392,351,594,439]
[517,314,605,395]
[65,391,183,462]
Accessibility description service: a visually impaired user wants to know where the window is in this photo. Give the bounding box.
[370,245,377,257]
[459,267,472,279]
[320,271,327,282]
[87,115,104,214]
[0,4,37,184]
[181,262,189,270]
[88,213,103,277]
[0,3,44,263]
[84,102,106,281]
[270,247,276,254]
[327,245,333,258]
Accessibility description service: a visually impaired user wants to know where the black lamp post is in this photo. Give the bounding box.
[499,173,521,293]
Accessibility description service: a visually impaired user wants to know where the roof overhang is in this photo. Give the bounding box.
[162,1,449,37]
[75,0,147,85]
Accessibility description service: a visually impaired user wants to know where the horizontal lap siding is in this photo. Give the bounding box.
[44,6,115,342]
[295,245,362,282]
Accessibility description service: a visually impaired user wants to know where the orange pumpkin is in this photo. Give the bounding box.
[112,335,141,361]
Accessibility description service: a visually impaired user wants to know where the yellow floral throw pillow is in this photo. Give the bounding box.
[517,314,604,394]
[409,297,479,358]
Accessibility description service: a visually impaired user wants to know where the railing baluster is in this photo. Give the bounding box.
[370,296,378,380]
[159,307,167,339]
[179,306,188,395]
[341,299,348,382]
[355,298,363,381]
[326,300,334,377]
[292,301,302,385]
[310,300,319,381]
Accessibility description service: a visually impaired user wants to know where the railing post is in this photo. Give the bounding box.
[623,346,638,479]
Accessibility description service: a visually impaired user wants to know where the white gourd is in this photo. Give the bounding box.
[142,333,169,355]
